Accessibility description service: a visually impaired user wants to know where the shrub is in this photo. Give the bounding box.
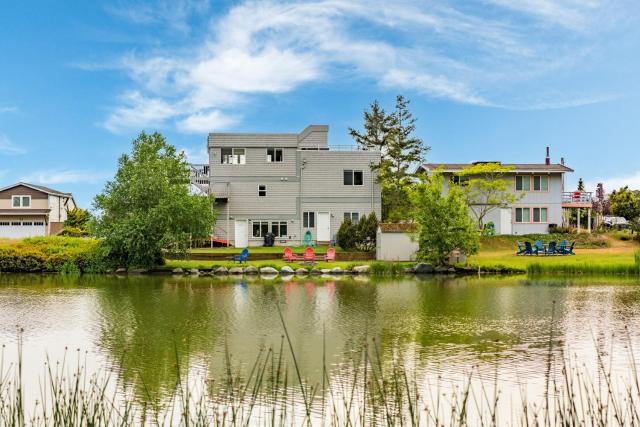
[337,219,358,250]
[356,213,378,252]
[60,226,89,237]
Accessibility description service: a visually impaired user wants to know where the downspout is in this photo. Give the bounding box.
[226,182,230,248]
[299,151,304,245]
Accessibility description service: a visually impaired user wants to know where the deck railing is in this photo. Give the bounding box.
[561,191,593,204]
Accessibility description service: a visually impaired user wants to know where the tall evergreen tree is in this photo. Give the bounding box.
[577,178,585,191]
[349,95,429,221]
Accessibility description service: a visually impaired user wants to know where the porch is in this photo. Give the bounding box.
[561,191,593,233]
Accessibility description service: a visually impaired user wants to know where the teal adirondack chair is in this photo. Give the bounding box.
[303,230,315,247]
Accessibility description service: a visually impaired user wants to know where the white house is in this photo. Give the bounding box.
[0,182,77,238]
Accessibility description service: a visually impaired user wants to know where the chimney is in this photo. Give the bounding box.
[545,147,551,165]
[560,157,565,166]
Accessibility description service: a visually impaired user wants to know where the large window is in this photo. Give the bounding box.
[221,148,246,165]
[258,185,267,197]
[252,220,289,237]
[451,176,470,186]
[252,221,269,238]
[533,207,548,223]
[343,170,364,186]
[515,207,531,223]
[343,212,359,223]
[12,195,31,208]
[533,175,549,191]
[266,148,283,163]
[303,211,315,228]
[515,176,530,191]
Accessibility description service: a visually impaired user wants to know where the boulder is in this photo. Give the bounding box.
[115,268,127,274]
[352,265,370,274]
[414,263,434,274]
[280,266,295,274]
[434,266,450,274]
[330,267,343,274]
[228,267,244,275]
[244,266,259,275]
[260,267,279,275]
[172,268,184,275]
[214,267,228,275]
[404,267,415,274]
[189,268,200,275]
[295,268,309,275]
[320,269,331,274]
[310,268,323,275]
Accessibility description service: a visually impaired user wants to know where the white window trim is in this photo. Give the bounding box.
[12,195,31,208]
[266,148,284,163]
[221,148,247,165]
[303,211,316,228]
[344,170,364,186]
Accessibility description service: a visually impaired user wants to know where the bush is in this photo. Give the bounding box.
[0,237,108,273]
[337,219,358,250]
[60,226,89,237]
[356,213,378,252]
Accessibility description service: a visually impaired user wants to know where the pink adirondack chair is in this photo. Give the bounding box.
[283,247,295,262]
[325,247,336,262]
[303,247,316,262]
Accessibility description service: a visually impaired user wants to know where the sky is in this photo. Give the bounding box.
[1,0,640,207]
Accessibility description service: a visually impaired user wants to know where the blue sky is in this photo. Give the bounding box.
[1,0,640,207]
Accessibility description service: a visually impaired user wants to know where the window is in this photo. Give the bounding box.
[12,195,31,208]
[533,208,548,223]
[303,212,315,228]
[258,185,267,197]
[221,148,246,165]
[344,170,364,186]
[451,176,470,186]
[252,221,269,238]
[266,148,283,162]
[515,176,530,191]
[271,221,288,237]
[34,221,44,226]
[533,175,549,191]
[0,222,9,226]
[11,221,21,226]
[515,207,531,223]
[22,221,33,226]
[343,212,359,223]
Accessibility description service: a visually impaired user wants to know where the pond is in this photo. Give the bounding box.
[1,273,640,424]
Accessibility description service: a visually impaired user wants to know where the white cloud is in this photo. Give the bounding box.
[104,0,209,34]
[100,0,637,132]
[19,169,111,185]
[586,171,640,193]
[179,146,209,164]
[0,135,26,155]
[0,106,18,114]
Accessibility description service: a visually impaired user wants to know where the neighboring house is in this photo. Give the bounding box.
[0,183,77,238]
[418,149,593,235]
[376,223,419,261]
[191,125,382,247]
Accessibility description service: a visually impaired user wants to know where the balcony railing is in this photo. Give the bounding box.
[562,191,593,205]
[189,164,210,195]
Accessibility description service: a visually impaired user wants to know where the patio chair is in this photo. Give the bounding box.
[283,247,295,262]
[232,248,249,264]
[534,240,545,255]
[565,241,576,255]
[325,247,336,262]
[557,240,567,254]
[546,241,557,255]
[303,247,316,264]
[516,241,527,255]
[524,241,536,256]
[303,231,315,247]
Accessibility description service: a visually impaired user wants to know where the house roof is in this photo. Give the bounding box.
[419,163,574,173]
[0,182,74,197]
[378,223,419,233]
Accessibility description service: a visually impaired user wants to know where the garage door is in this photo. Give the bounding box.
[0,220,46,238]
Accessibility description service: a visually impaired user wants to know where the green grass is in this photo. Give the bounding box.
[164,258,366,270]
[480,232,609,251]
[188,245,348,254]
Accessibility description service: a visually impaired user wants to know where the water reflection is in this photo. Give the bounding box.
[1,273,640,406]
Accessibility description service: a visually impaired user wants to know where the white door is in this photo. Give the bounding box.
[499,208,512,235]
[317,212,330,242]
[234,220,248,247]
[0,221,46,238]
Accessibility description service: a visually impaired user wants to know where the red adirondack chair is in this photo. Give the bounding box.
[303,247,316,262]
[283,247,295,262]
[325,247,336,262]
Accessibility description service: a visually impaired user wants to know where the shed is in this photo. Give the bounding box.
[376,223,419,261]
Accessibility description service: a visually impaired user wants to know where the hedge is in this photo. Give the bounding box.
[0,237,106,273]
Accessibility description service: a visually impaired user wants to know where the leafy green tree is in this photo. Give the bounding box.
[609,186,640,221]
[577,178,585,192]
[412,173,479,266]
[93,132,216,268]
[350,95,429,221]
[336,219,358,250]
[454,162,521,230]
[63,207,92,235]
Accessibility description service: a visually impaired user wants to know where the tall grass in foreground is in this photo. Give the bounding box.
[3,325,640,425]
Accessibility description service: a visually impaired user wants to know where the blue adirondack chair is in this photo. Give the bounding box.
[233,248,249,264]
[565,241,576,255]
[516,241,527,255]
[534,240,544,255]
[557,240,567,254]
[546,241,557,255]
[524,241,535,256]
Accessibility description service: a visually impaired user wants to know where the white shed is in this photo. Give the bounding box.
[376,223,419,261]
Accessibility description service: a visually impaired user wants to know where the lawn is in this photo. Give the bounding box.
[164,259,367,270]
[189,245,345,254]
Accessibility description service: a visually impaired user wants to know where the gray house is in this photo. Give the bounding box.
[418,149,593,234]
[191,125,381,247]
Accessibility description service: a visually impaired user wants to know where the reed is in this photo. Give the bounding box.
[527,261,640,276]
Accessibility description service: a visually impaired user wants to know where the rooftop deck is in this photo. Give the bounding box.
[562,191,593,208]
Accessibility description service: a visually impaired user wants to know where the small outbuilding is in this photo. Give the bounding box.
[376,223,419,261]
